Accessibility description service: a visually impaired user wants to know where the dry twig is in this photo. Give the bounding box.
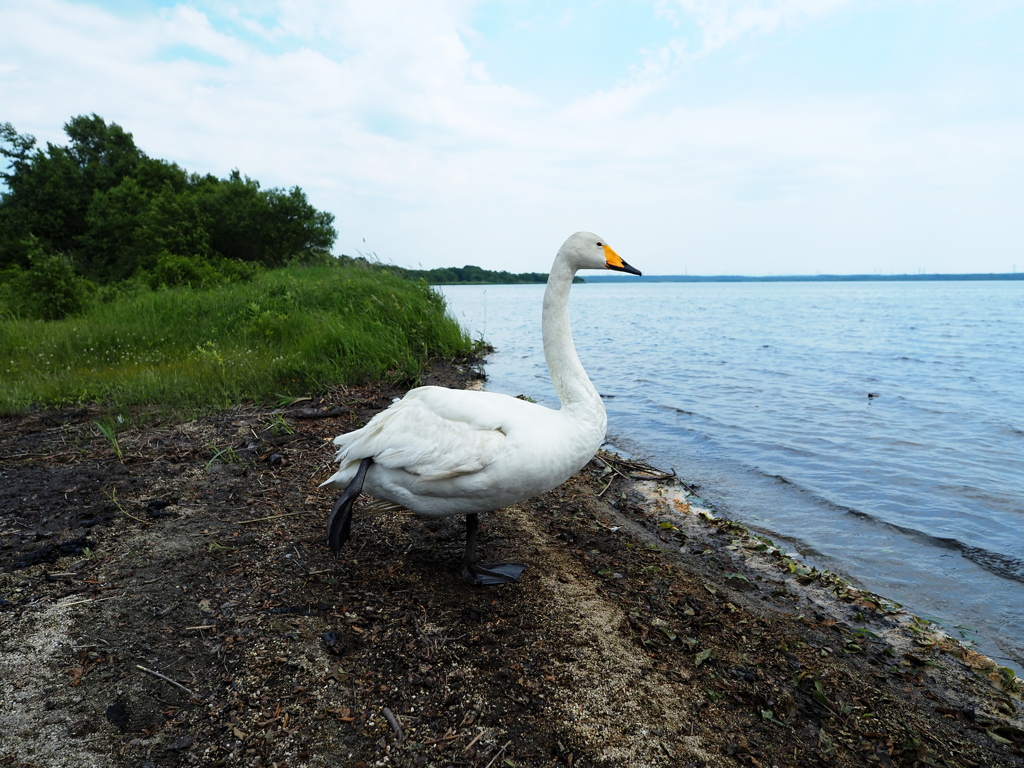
[237,511,309,524]
[484,740,513,768]
[382,707,404,740]
[135,664,195,697]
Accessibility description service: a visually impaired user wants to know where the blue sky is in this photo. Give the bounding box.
[1,0,1023,275]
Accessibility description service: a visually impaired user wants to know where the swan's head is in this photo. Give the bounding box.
[559,231,642,276]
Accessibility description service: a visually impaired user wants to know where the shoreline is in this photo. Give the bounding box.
[634,475,1023,692]
[2,367,1023,766]
[617,448,1024,681]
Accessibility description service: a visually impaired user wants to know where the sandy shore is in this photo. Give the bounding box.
[2,364,1023,767]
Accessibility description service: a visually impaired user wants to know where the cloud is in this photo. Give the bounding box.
[566,0,859,127]
[1,0,1022,274]
[660,0,858,53]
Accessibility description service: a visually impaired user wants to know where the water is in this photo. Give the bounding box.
[437,280,1024,673]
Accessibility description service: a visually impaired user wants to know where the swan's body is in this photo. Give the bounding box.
[324,386,602,516]
[322,231,641,584]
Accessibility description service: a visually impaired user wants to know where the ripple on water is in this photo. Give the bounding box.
[439,280,1024,673]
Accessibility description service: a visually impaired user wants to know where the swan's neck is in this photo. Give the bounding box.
[543,259,603,414]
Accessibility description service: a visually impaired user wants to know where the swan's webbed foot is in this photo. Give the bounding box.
[326,457,373,554]
[461,513,525,586]
[461,561,526,586]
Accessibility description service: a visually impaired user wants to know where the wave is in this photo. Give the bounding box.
[753,470,1024,585]
[956,545,1024,583]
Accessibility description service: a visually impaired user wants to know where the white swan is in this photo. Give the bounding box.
[322,231,641,584]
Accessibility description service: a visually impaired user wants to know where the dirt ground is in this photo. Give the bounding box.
[2,360,1023,768]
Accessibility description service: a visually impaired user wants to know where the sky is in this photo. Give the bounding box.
[2,0,1023,276]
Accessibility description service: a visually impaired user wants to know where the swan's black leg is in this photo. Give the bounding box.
[461,512,482,583]
[326,457,373,554]
[460,513,526,586]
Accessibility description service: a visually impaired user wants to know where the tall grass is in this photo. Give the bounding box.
[0,265,474,415]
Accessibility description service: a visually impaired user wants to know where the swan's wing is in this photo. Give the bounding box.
[333,387,523,479]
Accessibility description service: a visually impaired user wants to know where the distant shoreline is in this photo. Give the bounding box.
[582,272,1024,283]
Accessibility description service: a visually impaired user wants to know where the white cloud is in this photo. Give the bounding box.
[661,0,858,53]
[1,0,1022,274]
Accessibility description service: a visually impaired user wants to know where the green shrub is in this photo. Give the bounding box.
[141,251,263,290]
[0,237,93,320]
[144,251,223,289]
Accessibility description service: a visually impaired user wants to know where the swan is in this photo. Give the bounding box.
[322,231,641,585]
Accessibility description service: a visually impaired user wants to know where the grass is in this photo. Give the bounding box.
[0,264,474,416]
[93,419,124,460]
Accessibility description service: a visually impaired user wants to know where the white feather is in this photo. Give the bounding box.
[321,231,638,519]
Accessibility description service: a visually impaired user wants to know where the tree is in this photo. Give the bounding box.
[261,186,337,266]
[0,136,81,262]
[80,177,149,282]
[63,114,142,194]
[136,182,213,263]
[0,114,339,287]
[0,114,144,264]
[0,122,36,185]
[198,170,268,263]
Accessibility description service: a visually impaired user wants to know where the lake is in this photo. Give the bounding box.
[438,279,1024,674]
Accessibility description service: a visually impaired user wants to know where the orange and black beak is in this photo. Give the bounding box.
[604,244,642,276]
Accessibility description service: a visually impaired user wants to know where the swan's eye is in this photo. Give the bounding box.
[596,242,603,247]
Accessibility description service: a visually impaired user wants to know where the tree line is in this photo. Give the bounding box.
[0,114,337,318]
[356,260,552,285]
